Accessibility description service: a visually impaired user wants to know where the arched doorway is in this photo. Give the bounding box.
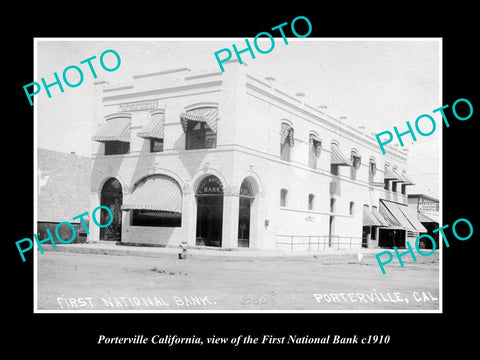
[196,175,224,247]
[238,178,254,247]
[100,178,123,241]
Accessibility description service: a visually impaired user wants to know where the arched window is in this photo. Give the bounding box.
[122,175,182,227]
[350,149,362,180]
[308,133,322,169]
[181,106,218,150]
[280,188,288,207]
[280,122,294,161]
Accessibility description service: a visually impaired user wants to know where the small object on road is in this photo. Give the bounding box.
[357,253,364,261]
[178,241,188,260]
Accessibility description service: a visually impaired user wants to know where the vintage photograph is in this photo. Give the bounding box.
[34,38,441,312]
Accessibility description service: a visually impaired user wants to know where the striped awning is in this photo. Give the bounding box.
[331,143,352,166]
[137,112,165,139]
[372,206,390,226]
[92,117,131,142]
[400,171,415,185]
[384,166,399,180]
[280,123,295,146]
[363,206,382,226]
[309,134,322,156]
[180,107,219,133]
[380,199,427,232]
[121,175,182,213]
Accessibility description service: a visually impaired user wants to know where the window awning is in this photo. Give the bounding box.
[180,107,218,133]
[363,206,382,226]
[121,175,182,213]
[309,134,322,156]
[92,117,131,142]
[400,171,415,185]
[137,112,165,139]
[372,206,390,226]
[331,143,352,166]
[280,123,295,146]
[380,199,427,232]
[384,166,399,180]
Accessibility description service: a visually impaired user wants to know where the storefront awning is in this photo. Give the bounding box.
[137,112,165,139]
[363,206,382,226]
[372,206,390,226]
[400,172,415,185]
[92,117,131,142]
[331,143,352,166]
[121,175,182,213]
[280,123,295,146]
[380,199,427,232]
[418,211,439,224]
[180,107,218,133]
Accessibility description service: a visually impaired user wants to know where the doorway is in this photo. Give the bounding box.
[100,178,123,241]
[238,178,254,247]
[196,175,224,247]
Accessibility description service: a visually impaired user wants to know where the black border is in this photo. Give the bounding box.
[7,6,479,355]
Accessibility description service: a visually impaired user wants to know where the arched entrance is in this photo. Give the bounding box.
[196,175,224,247]
[238,178,254,247]
[100,178,123,241]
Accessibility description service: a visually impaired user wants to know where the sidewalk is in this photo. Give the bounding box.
[40,241,382,259]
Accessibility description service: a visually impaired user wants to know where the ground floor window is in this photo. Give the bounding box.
[131,210,181,227]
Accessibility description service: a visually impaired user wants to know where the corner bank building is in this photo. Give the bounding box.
[89,61,427,251]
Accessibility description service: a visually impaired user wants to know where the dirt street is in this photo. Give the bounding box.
[36,248,439,311]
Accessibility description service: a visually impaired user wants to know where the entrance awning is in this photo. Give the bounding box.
[121,175,182,213]
[330,143,352,166]
[92,117,131,142]
[137,112,165,139]
[363,206,382,226]
[180,107,219,133]
[380,199,427,232]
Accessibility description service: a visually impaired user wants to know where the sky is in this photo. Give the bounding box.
[35,38,441,198]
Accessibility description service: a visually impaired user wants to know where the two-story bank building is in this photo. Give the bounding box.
[88,60,426,251]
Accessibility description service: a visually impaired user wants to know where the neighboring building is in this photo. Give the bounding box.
[88,60,426,251]
[37,148,91,243]
[408,194,440,249]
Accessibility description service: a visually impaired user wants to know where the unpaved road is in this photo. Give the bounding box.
[36,249,439,311]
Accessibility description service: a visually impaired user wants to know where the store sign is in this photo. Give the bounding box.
[119,100,158,112]
[197,176,223,195]
[418,199,439,212]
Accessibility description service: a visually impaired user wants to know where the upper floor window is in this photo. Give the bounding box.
[308,133,322,169]
[369,158,377,183]
[330,197,336,213]
[150,138,164,153]
[105,141,130,155]
[185,121,216,150]
[280,122,294,161]
[349,201,355,215]
[350,150,361,180]
[91,114,131,156]
[181,106,218,150]
[280,188,288,207]
[308,194,315,210]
